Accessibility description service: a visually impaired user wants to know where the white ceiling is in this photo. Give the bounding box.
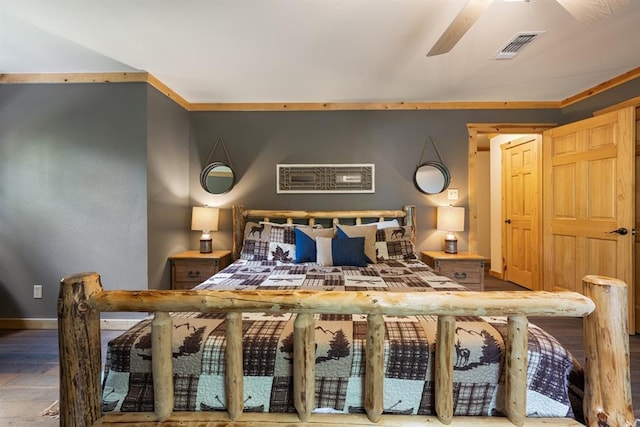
[2,0,639,104]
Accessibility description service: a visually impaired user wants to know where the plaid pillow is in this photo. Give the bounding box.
[240,222,296,262]
[375,225,416,261]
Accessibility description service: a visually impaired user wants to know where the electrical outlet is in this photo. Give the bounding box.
[447,188,459,200]
[33,284,43,299]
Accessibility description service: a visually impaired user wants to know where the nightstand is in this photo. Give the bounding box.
[421,251,485,291]
[168,250,232,290]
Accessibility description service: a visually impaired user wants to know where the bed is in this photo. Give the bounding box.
[58,205,635,427]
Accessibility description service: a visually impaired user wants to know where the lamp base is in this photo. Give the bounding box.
[444,238,458,254]
[199,239,213,253]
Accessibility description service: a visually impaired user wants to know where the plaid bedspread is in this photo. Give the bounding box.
[102,259,583,418]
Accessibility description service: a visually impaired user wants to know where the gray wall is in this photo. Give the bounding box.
[146,88,191,291]
[1,76,639,320]
[0,83,148,318]
[189,109,562,251]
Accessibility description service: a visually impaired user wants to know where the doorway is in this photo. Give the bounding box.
[467,124,555,285]
[467,117,640,334]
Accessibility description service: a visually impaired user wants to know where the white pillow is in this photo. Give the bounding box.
[375,219,400,229]
[259,221,324,229]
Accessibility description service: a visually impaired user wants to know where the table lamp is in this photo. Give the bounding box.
[191,206,219,253]
[437,206,465,254]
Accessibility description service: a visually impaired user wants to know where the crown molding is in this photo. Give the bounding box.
[0,71,190,110]
[188,101,560,111]
[3,67,639,112]
[0,72,148,84]
[146,74,190,109]
[559,65,640,108]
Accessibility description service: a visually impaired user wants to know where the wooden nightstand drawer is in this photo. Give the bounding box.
[421,251,485,291]
[174,260,217,283]
[169,250,232,290]
[436,261,483,284]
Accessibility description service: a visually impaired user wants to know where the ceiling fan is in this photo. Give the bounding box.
[426,0,630,57]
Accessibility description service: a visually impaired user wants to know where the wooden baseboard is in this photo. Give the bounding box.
[0,318,143,330]
[488,269,504,280]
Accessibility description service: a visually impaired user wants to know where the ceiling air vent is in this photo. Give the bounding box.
[495,31,545,60]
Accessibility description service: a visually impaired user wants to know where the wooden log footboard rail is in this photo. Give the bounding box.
[58,273,635,427]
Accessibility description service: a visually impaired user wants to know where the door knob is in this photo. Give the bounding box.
[607,227,628,235]
[505,219,512,224]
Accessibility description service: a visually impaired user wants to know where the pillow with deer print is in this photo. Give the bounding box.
[239,221,296,262]
[375,225,417,261]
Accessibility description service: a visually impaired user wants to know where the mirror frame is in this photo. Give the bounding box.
[413,161,451,195]
[200,161,236,194]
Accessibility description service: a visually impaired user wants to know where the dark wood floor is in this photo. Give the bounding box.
[0,275,638,424]
[0,328,122,426]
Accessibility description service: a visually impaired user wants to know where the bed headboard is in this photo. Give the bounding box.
[231,205,417,261]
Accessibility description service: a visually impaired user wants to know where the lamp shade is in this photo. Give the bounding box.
[191,207,219,232]
[437,206,465,232]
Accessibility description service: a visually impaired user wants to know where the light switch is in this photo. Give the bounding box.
[447,189,459,200]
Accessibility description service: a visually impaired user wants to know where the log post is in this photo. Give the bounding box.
[404,205,417,248]
[232,205,245,261]
[505,315,528,427]
[582,275,635,427]
[226,312,244,420]
[365,314,384,422]
[152,311,174,421]
[58,272,103,427]
[293,313,315,421]
[435,315,455,424]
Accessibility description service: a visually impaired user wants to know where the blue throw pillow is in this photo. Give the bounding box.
[294,227,317,263]
[316,237,368,267]
[336,224,377,263]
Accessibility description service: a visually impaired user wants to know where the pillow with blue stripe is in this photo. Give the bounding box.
[294,227,335,263]
[336,224,377,263]
[315,236,368,267]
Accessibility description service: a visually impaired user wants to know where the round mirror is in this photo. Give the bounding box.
[200,162,235,194]
[414,161,451,195]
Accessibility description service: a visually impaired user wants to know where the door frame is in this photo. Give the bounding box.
[467,123,556,278]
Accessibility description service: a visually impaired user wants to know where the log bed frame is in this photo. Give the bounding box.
[58,205,635,427]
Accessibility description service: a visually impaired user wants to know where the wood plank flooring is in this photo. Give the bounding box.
[0,328,121,426]
[0,275,638,424]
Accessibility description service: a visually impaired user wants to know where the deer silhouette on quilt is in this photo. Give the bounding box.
[455,339,470,368]
[391,227,406,239]
[249,223,265,238]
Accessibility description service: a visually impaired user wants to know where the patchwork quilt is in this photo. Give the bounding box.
[102,259,583,419]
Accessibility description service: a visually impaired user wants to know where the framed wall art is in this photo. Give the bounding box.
[276,163,375,194]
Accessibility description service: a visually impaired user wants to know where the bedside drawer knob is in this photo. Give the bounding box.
[188,270,200,278]
[454,272,467,280]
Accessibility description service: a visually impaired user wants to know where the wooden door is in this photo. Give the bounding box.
[635,107,640,332]
[502,135,542,290]
[543,107,635,333]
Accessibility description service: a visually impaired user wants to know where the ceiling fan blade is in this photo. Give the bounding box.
[427,0,495,57]
[556,0,630,24]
